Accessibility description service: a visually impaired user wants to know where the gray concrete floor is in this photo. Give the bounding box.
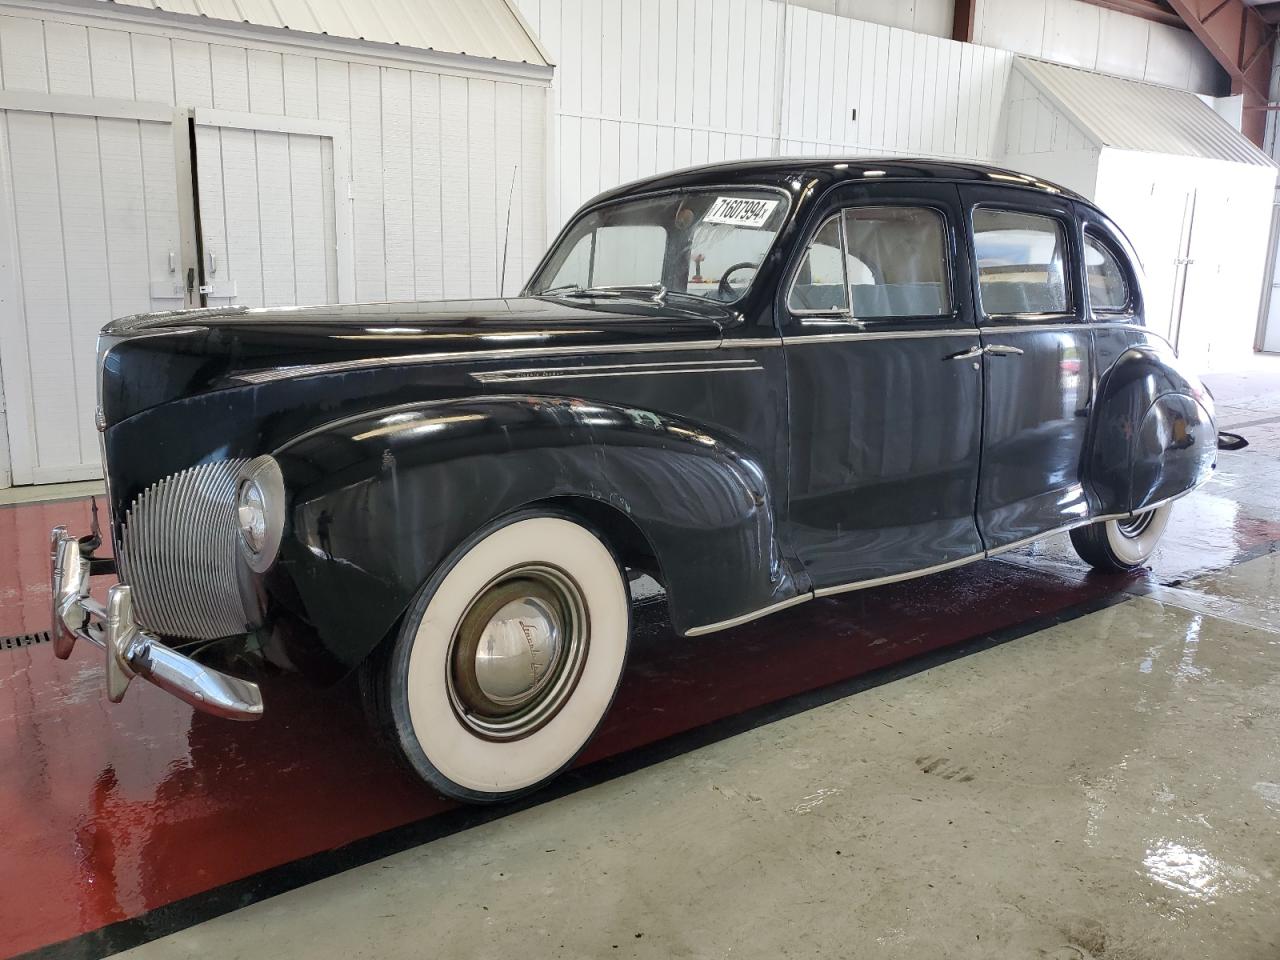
[121,554,1280,960]
[114,365,1280,959]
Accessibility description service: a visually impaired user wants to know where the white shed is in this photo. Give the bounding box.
[0,0,551,485]
[999,57,1277,370]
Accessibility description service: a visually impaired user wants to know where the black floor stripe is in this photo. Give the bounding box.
[15,586,1141,960]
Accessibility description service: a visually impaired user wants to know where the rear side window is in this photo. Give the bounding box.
[1084,232,1130,313]
[789,206,952,318]
[973,208,1069,316]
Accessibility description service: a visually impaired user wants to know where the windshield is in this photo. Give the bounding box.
[528,188,789,303]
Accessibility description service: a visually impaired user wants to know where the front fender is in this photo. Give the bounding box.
[270,395,794,678]
[1086,342,1216,514]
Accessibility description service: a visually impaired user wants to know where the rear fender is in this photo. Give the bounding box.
[1086,343,1216,514]
[269,395,795,679]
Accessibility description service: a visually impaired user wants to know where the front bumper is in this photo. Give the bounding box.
[50,526,263,720]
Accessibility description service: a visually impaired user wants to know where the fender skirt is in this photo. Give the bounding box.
[1086,344,1217,515]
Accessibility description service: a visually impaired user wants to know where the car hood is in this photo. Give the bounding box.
[99,296,734,427]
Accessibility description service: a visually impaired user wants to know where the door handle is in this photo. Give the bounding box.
[984,344,1024,357]
[945,345,984,361]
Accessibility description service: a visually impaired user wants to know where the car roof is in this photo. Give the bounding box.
[589,156,1088,208]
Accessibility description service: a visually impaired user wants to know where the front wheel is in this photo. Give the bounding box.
[1069,503,1173,572]
[364,511,631,803]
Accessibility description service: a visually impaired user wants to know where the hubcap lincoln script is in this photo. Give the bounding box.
[447,566,590,741]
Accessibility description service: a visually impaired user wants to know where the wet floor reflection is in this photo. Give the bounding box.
[1143,840,1255,901]
[2,481,1279,958]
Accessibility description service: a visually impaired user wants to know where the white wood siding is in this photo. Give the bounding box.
[0,6,549,483]
[519,0,1226,237]
[517,0,1015,230]
[973,0,1223,95]
[196,123,338,306]
[999,67,1100,198]
[519,0,1018,229]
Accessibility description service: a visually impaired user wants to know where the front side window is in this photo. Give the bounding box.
[789,205,953,318]
[844,206,951,318]
[973,208,1069,316]
[1084,231,1131,313]
[529,189,788,303]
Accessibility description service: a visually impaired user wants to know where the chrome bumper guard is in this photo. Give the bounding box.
[50,526,264,721]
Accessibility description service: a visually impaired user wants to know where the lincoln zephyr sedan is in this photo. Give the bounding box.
[51,158,1217,802]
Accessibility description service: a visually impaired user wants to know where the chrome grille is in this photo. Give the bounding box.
[118,459,260,640]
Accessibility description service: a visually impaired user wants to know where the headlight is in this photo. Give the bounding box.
[235,456,285,572]
[238,479,268,553]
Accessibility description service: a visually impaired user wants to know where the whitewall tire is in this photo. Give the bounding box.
[1069,503,1173,572]
[369,511,631,803]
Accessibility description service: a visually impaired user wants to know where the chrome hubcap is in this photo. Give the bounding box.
[473,595,562,708]
[448,566,589,741]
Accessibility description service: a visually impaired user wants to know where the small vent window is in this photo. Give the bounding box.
[788,215,849,313]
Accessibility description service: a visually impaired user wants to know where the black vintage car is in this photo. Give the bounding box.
[52,158,1217,802]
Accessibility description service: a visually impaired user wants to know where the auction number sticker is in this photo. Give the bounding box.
[702,196,779,228]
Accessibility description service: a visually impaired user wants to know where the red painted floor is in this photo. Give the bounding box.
[1,490,1278,959]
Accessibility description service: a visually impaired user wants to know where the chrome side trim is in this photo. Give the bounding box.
[983,515,1126,558]
[813,552,984,598]
[686,487,1204,637]
[979,312,1075,323]
[683,593,813,637]
[978,322,1082,334]
[787,329,977,344]
[976,322,1151,336]
[234,339,725,384]
[233,322,1168,386]
[471,359,760,383]
[720,337,783,349]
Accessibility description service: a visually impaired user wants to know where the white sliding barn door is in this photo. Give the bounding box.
[193,113,349,308]
[0,107,185,484]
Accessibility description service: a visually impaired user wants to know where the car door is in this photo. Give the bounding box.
[959,185,1093,550]
[781,182,985,592]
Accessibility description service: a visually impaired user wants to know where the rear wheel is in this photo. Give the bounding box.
[1069,503,1173,572]
[364,511,631,803]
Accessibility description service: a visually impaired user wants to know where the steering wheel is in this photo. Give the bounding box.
[717,261,759,299]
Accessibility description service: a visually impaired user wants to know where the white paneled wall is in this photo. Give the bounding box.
[1259,40,1280,353]
[518,0,1226,235]
[517,0,1016,229]
[0,8,548,304]
[778,9,1010,160]
[973,0,1223,94]
[786,0,953,39]
[522,0,786,228]
[999,68,1100,198]
[0,6,548,482]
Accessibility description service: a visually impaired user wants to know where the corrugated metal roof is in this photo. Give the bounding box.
[1016,57,1273,167]
[100,0,550,67]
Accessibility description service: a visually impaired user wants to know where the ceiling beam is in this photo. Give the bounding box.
[1074,0,1188,29]
[1166,0,1276,145]
[951,0,976,42]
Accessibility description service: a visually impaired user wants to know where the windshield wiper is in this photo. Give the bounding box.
[539,283,668,305]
